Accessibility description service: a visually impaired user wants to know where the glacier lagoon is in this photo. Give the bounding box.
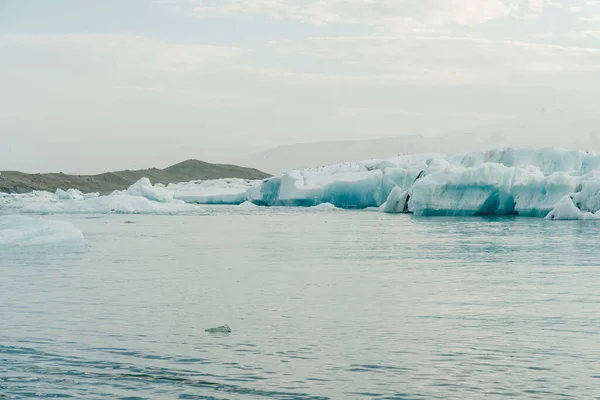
[5,147,600,220]
[3,147,600,398]
[2,209,600,399]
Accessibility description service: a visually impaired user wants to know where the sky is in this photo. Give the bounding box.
[1,0,600,173]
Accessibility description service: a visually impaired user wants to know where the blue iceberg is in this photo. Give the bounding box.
[246,147,600,220]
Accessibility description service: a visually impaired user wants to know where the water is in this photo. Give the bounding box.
[2,208,600,399]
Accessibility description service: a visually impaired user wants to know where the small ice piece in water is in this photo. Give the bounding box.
[205,325,232,333]
[238,201,260,209]
[0,215,84,246]
[308,202,338,211]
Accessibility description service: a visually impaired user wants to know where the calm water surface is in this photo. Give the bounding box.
[2,208,600,399]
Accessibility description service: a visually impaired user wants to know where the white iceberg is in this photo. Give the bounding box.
[1,189,98,212]
[0,214,84,246]
[238,201,261,209]
[114,177,174,203]
[54,188,99,201]
[545,196,600,220]
[21,178,203,215]
[246,147,600,219]
[170,178,259,205]
[8,147,600,220]
[308,202,339,211]
[1,190,55,205]
[54,188,77,200]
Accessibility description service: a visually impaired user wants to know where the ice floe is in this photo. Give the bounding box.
[0,215,84,246]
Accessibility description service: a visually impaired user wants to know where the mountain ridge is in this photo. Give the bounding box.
[0,159,270,194]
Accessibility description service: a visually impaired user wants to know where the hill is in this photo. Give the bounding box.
[0,159,270,194]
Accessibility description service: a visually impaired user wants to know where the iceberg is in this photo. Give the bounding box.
[21,178,203,215]
[1,189,98,212]
[114,177,174,203]
[238,201,261,209]
[54,188,77,200]
[1,190,56,207]
[308,202,339,211]
[54,188,99,201]
[21,195,200,214]
[246,147,600,219]
[0,215,84,246]
[169,179,259,205]
[7,148,600,219]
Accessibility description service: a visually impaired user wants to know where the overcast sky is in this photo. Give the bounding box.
[2,0,600,173]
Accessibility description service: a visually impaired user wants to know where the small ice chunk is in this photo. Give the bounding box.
[308,202,338,211]
[0,215,84,246]
[238,201,260,209]
[205,325,231,333]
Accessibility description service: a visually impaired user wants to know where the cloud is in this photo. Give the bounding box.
[0,33,245,74]
[1,31,598,173]
[162,0,521,26]
[0,33,249,131]
[269,36,600,88]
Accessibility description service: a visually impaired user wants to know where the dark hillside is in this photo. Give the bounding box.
[0,160,270,194]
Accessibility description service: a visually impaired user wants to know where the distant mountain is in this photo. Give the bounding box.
[240,110,600,174]
[0,159,271,194]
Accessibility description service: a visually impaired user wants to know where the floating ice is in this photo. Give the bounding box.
[21,178,203,215]
[238,201,260,209]
[545,196,600,220]
[247,154,430,208]
[1,189,98,212]
[114,177,174,203]
[54,188,76,200]
[1,190,55,208]
[205,325,231,333]
[7,148,600,219]
[308,202,339,211]
[0,215,84,246]
[22,196,200,214]
[247,147,600,219]
[53,188,98,201]
[169,179,260,205]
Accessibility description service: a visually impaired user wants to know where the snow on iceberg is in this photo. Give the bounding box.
[247,147,600,219]
[0,214,84,246]
[21,178,202,215]
[169,179,259,205]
